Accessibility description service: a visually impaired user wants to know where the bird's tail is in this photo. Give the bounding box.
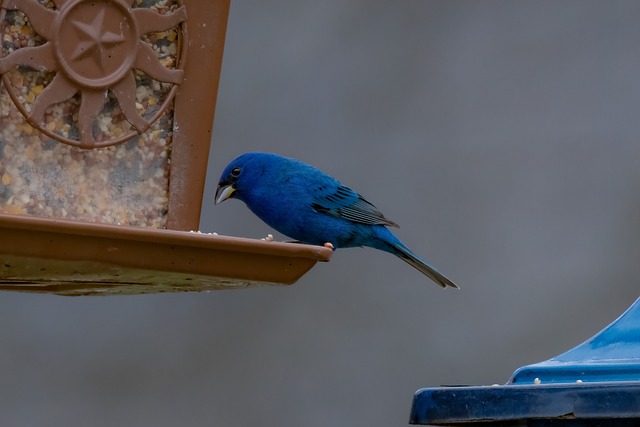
[377,229,459,289]
[396,246,459,288]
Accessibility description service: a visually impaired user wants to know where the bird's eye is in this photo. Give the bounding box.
[231,167,241,178]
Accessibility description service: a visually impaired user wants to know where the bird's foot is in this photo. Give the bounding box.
[323,242,335,250]
[260,234,274,242]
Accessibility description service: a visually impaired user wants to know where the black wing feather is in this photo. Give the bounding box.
[311,185,399,227]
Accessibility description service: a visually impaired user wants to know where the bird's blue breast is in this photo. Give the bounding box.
[239,171,347,245]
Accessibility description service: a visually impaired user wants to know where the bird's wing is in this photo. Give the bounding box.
[311,184,399,227]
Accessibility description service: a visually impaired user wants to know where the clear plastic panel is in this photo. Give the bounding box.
[0,0,185,227]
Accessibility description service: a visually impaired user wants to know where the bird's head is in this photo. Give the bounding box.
[215,152,274,205]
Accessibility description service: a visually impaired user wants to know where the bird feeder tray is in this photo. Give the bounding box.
[0,0,332,295]
[0,214,332,296]
[410,297,640,425]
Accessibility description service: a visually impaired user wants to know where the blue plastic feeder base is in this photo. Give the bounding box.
[409,297,640,425]
[410,381,640,425]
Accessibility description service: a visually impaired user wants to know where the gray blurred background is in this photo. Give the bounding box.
[2,1,640,426]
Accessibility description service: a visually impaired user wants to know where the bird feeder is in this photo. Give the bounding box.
[410,297,640,425]
[0,0,331,296]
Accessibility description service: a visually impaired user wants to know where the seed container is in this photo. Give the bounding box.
[0,0,331,295]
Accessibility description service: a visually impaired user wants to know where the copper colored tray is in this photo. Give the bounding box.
[0,214,333,296]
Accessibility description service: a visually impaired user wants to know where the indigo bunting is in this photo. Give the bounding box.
[215,152,458,289]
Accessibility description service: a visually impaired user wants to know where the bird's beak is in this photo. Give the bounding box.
[215,184,235,205]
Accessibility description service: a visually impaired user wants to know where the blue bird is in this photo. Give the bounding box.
[215,152,458,289]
